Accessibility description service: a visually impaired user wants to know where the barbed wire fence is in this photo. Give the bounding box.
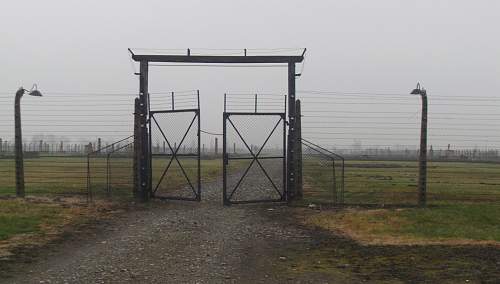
[1,88,499,206]
[0,91,139,201]
[0,90,229,202]
[297,90,500,206]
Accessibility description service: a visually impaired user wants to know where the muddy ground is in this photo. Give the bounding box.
[1,173,499,283]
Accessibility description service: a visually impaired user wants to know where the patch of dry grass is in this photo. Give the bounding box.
[303,206,500,246]
[0,197,120,259]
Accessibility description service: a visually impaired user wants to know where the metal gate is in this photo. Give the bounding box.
[149,94,201,201]
[222,111,286,205]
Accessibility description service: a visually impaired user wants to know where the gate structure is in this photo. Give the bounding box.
[222,94,286,205]
[149,92,201,201]
[129,48,305,202]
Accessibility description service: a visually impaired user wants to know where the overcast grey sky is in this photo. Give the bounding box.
[1,0,499,150]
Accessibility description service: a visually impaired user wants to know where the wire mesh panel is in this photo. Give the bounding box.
[150,109,200,201]
[0,154,14,196]
[223,113,286,205]
[87,136,135,201]
[301,140,345,206]
[106,143,134,198]
[297,90,500,206]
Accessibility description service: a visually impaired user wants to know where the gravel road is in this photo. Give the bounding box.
[2,170,340,283]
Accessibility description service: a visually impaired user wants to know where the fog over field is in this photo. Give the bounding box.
[0,0,499,151]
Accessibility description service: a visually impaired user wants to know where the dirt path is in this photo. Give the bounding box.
[1,174,349,284]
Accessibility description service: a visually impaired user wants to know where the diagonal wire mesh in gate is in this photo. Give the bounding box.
[225,114,285,203]
[150,110,200,200]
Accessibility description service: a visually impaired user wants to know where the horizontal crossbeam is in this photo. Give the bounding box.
[227,156,284,160]
[225,112,286,116]
[132,55,304,64]
[229,199,285,204]
[150,109,199,114]
[151,153,198,157]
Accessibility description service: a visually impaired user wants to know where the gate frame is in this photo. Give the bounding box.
[222,111,287,205]
[148,92,201,201]
[130,48,305,201]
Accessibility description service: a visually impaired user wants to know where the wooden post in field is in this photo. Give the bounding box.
[215,138,218,156]
[410,83,428,207]
[418,94,428,206]
[15,90,25,197]
[97,138,102,154]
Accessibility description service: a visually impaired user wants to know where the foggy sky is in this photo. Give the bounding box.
[1,0,499,150]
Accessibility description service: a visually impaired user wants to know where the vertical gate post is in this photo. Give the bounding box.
[287,62,297,201]
[222,112,229,206]
[138,61,150,201]
[197,90,201,201]
[133,98,140,198]
[295,99,303,198]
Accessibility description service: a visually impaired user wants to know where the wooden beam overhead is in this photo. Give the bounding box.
[131,54,304,64]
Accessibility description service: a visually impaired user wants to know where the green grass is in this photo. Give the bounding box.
[0,156,226,198]
[0,156,226,246]
[301,159,500,206]
[300,159,500,243]
[0,199,64,240]
[392,204,500,241]
[306,204,500,243]
[0,157,90,196]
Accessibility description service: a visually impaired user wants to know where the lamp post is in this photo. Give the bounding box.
[15,85,43,197]
[411,83,428,207]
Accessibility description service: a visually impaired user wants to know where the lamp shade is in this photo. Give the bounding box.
[28,89,42,97]
[410,88,421,95]
[410,83,423,95]
[27,84,42,97]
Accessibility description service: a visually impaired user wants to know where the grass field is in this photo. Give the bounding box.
[0,156,225,198]
[0,156,225,246]
[302,159,500,206]
[0,199,66,241]
[301,159,500,243]
[1,157,499,243]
